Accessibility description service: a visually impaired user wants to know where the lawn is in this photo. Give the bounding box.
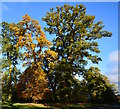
[2,103,54,109]
[1,103,120,109]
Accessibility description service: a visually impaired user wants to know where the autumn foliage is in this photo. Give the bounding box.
[17,66,50,102]
[14,14,57,102]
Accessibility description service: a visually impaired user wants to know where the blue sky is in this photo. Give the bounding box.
[2,2,118,86]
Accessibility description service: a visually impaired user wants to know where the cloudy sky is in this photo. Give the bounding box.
[1,2,118,88]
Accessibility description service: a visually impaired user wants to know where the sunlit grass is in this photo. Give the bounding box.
[2,103,53,109]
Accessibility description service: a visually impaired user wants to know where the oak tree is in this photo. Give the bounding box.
[42,4,112,102]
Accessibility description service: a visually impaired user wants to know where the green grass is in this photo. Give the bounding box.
[2,103,54,109]
[61,103,120,109]
[1,103,120,109]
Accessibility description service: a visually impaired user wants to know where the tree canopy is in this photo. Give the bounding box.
[42,4,113,102]
[1,4,118,104]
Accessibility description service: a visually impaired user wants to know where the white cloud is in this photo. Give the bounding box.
[106,65,118,85]
[110,65,118,74]
[3,4,9,11]
[2,4,11,12]
[3,5,8,10]
[108,50,120,62]
[108,74,118,84]
[106,51,119,86]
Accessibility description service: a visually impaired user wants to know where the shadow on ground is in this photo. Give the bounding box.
[1,103,120,109]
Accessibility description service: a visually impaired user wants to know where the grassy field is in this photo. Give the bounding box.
[1,103,120,109]
[2,103,53,109]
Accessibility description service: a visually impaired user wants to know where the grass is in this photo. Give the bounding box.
[61,103,120,109]
[49,102,120,109]
[1,102,120,109]
[2,103,54,109]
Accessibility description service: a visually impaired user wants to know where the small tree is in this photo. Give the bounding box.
[83,67,118,103]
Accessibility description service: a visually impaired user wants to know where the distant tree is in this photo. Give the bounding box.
[42,4,112,102]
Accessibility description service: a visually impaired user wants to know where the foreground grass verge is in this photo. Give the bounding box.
[1,103,120,109]
[2,103,54,109]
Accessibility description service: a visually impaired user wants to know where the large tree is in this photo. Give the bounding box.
[16,14,57,102]
[42,4,112,101]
